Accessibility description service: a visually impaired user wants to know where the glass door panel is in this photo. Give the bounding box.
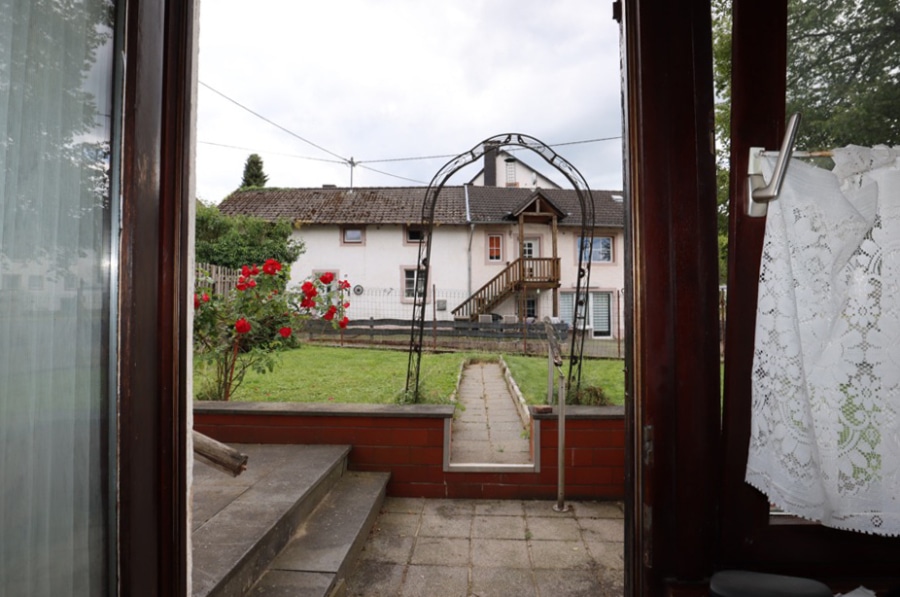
[0,1,119,594]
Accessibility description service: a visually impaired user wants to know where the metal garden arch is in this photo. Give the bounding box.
[405,133,596,401]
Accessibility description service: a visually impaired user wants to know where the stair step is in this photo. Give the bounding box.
[192,444,351,597]
[247,471,390,597]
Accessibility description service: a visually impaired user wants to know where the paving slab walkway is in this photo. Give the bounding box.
[451,361,532,465]
[343,497,626,597]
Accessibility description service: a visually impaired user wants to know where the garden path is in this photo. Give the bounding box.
[450,362,532,465]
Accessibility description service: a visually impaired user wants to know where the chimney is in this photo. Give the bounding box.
[483,141,500,186]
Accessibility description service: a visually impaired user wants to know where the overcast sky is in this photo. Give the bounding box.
[196,0,623,204]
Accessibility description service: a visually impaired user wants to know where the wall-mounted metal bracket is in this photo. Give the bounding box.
[746,112,802,218]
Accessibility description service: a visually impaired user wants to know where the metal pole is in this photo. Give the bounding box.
[554,372,569,512]
[547,348,554,404]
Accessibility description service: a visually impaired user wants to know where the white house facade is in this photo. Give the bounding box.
[220,182,625,338]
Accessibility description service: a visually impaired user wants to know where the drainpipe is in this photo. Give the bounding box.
[465,184,473,295]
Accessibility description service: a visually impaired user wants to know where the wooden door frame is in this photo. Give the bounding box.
[719,0,900,584]
[117,0,194,594]
[623,0,722,594]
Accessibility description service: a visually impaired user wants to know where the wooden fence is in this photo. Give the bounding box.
[196,262,241,295]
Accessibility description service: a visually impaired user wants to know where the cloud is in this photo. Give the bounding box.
[196,0,622,202]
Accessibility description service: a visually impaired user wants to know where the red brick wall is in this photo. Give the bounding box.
[194,403,625,500]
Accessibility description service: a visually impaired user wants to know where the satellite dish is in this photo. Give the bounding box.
[352,284,364,296]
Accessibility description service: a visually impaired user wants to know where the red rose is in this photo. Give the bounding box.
[339,316,349,329]
[301,281,317,298]
[235,318,251,334]
[343,302,350,308]
[278,326,292,338]
[236,282,248,291]
[241,265,251,277]
[319,272,335,285]
[300,297,316,309]
[194,294,200,309]
[248,279,257,288]
[263,259,282,275]
[339,280,351,290]
[202,293,210,302]
[250,264,259,275]
[323,305,337,321]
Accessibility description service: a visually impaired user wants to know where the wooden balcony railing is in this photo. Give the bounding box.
[452,257,560,320]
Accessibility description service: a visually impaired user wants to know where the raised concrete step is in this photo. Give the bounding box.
[246,470,390,597]
[192,444,352,597]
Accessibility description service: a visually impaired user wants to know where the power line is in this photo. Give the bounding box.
[200,81,349,163]
[198,80,620,186]
[356,164,429,185]
[198,140,346,164]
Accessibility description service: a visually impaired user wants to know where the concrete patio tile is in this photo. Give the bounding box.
[400,564,469,597]
[475,500,526,516]
[471,538,531,568]
[533,568,605,597]
[422,499,476,517]
[579,518,625,542]
[528,540,594,570]
[471,566,538,597]
[419,513,472,538]
[381,497,424,515]
[472,514,528,539]
[246,570,333,597]
[410,537,470,566]
[524,500,576,518]
[573,500,624,519]
[597,566,626,595]
[585,539,625,570]
[344,561,405,597]
[373,512,420,537]
[526,516,582,541]
[358,532,415,563]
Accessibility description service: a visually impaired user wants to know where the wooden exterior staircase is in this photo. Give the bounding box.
[452,257,560,320]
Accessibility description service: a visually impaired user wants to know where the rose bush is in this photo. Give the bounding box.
[194,262,349,401]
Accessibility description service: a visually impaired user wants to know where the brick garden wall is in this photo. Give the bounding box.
[193,402,625,500]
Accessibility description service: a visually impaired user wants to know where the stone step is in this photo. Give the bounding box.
[246,470,390,597]
[192,444,352,597]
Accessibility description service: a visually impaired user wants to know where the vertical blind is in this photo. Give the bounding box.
[0,0,118,593]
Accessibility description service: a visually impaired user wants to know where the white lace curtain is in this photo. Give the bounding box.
[748,145,900,536]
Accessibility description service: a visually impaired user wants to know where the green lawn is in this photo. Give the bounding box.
[194,345,625,406]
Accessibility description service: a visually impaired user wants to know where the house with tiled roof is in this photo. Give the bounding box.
[219,179,625,338]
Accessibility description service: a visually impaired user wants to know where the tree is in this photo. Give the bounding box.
[240,153,269,188]
[787,1,900,150]
[711,0,900,282]
[195,202,303,270]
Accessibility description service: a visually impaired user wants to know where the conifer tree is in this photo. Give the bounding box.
[240,153,269,188]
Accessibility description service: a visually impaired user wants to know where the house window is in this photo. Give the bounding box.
[525,293,537,319]
[591,291,613,338]
[341,227,364,245]
[404,268,426,299]
[560,291,613,337]
[522,238,540,259]
[488,234,503,262]
[560,292,575,326]
[505,160,517,187]
[405,225,425,244]
[578,236,613,263]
